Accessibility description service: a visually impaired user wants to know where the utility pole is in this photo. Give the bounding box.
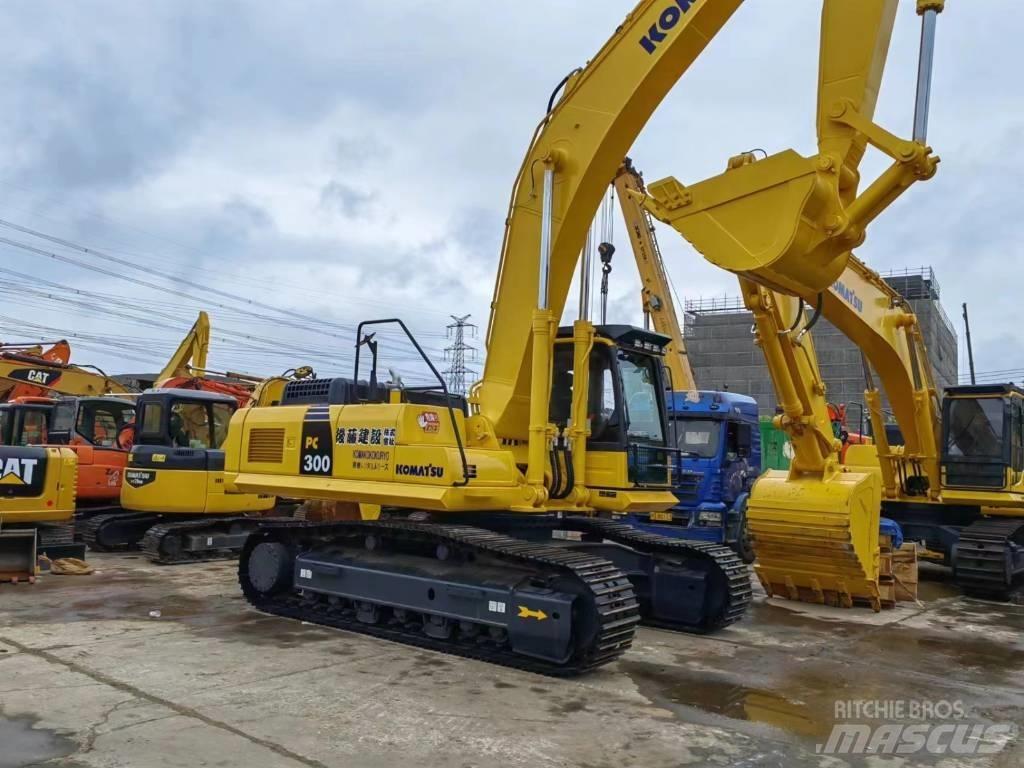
[962,302,976,385]
[443,314,477,396]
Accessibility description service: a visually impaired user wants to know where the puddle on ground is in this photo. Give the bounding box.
[0,713,77,768]
[622,660,832,740]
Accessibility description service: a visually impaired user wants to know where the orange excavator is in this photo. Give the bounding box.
[827,402,872,462]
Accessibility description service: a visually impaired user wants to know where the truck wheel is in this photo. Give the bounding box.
[733,516,756,564]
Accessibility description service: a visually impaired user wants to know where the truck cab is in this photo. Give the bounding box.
[620,390,761,561]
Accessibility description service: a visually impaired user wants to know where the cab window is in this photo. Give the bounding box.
[211,403,233,448]
[76,402,135,447]
[0,408,11,444]
[946,397,1004,459]
[18,410,48,445]
[170,401,213,449]
[549,344,624,445]
[140,403,164,438]
[618,349,664,445]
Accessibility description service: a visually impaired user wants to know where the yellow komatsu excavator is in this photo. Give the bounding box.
[638,1,1015,608]
[218,0,941,671]
[220,0,796,675]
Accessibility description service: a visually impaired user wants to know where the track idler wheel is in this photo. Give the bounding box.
[246,541,293,596]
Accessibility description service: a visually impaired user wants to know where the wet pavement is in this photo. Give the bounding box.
[0,555,1021,767]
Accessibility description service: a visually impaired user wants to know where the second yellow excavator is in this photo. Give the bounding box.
[641,1,1022,608]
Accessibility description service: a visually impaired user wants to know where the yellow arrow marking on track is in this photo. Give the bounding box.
[517,606,548,621]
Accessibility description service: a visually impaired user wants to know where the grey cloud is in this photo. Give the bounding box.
[319,181,375,218]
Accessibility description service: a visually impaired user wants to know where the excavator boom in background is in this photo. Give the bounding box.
[611,159,759,562]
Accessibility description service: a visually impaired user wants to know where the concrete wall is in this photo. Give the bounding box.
[685,277,959,420]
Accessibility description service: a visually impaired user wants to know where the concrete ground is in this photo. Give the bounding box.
[0,555,1021,768]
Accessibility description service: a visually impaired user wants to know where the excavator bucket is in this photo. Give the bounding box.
[644,151,852,298]
[0,528,37,582]
[748,468,882,610]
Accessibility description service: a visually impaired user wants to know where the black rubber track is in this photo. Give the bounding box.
[561,516,753,632]
[239,519,642,676]
[79,512,160,552]
[141,516,296,565]
[955,518,1024,599]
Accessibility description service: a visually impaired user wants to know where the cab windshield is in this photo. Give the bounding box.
[76,401,135,447]
[618,350,665,445]
[946,397,1004,459]
[672,417,721,458]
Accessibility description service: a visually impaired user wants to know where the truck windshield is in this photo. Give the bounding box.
[618,350,664,445]
[673,417,721,458]
[946,397,1004,459]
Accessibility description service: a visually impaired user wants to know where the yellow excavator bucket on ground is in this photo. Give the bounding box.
[749,468,882,610]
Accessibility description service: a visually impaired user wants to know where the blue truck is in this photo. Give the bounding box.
[624,390,760,562]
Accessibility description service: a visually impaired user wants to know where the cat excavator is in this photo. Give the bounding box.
[638,1,1019,607]
[0,340,132,578]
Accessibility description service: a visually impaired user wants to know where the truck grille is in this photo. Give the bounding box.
[247,428,285,464]
[673,471,702,504]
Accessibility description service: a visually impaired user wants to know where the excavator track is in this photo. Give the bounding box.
[561,516,752,632]
[954,518,1024,599]
[80,512,161,552]
[239,519,642,676]
[141,516,294,565]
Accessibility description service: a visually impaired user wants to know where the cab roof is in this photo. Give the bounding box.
[668,390,759,419]
[945,384,1024,398]
[139,388,239,406]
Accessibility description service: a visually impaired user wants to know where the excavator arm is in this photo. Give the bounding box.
[614,159,697,392]
[155,311,211,384]
[0,354,132,399]
[641,0,946,608]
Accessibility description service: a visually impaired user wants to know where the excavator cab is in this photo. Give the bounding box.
[550,325,674,490]
[942,385,1024,492]
[121,389,275,515]
[52,397,136,504]
[0,399,53,446]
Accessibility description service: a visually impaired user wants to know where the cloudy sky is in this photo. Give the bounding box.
[1,1,1020,388]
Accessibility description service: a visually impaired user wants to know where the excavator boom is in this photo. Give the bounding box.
[477,0,743,439]
[614,159,696,392]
